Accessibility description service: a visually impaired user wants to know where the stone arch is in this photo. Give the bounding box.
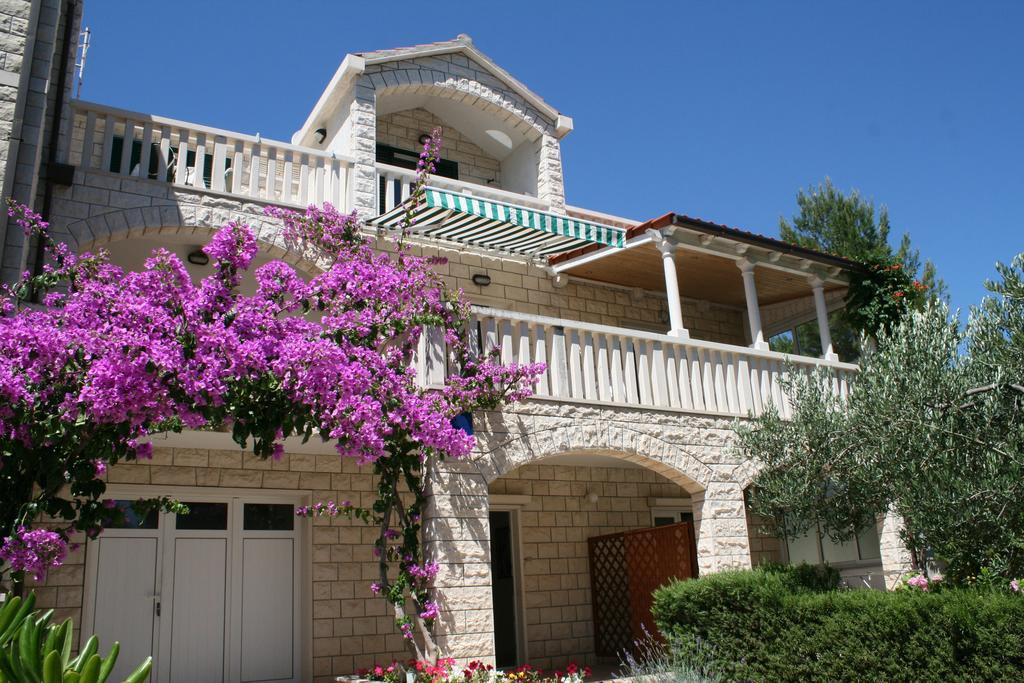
[55,183,321,277]
[370,66,555,140]
[471,420,715,495]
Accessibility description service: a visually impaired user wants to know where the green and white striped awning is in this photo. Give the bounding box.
[368,187,627,257]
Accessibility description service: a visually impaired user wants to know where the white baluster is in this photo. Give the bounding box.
[101,115,115,172]
[211,136,227,192]
[138,122,153,179]
[232,141,244,194]
[609,334,625,403]
[157,127,171,182]
[315,159,326,206]
[119,120,134,175]
[724,354,739,414]
[532,324,550,397]
[568,329,584,400]
[81,110,97,169]
[623,338,639,405]
[266,147,278,200]
[500,318,514,364]
[595,334,611,402]
[281,151,293,203]
[651,342,669,408]
[637,340,653,406]
[248,142,262,197]
[736,356,753,415]
[174,134,188,186]
[298,156,310,205]
[687,347,705,411]
[702,349,718,411]
[582,331,597,401]
[550,326,570,397]
[192,133,206,188]
[664,345,681,409]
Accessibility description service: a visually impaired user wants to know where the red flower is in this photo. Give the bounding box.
[893,291,905,298]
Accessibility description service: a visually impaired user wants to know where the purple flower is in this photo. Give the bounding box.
[0,527,68,580]
[1011,579,1020,593]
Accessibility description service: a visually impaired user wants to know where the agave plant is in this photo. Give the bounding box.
[0,593,151,683]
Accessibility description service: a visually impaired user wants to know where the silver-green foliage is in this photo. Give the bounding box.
[741,254,1024,581]
[0,592,151,683]
[616,630,723,683]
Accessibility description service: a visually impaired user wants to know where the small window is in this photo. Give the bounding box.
[651,509,693,527]
[243,503,295,531]
[768,330,795,354]
[376,143,458,179]
[786,520,882,565]
[104,500,159,529]
[175,502,228,530]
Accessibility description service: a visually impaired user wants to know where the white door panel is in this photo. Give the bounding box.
[169,538,228,683]
[241,538,295,682]
[90,536,159,682]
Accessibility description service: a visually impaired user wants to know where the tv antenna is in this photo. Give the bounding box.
[74,26,90,97]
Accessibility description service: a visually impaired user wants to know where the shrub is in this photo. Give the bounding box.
[651,567,1024,682]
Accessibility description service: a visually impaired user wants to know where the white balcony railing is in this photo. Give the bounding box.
[376,162,551,215]
[64,100,356,209]
[467,307,857,418]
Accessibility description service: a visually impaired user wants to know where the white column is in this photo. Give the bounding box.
[647,229,688,338]
[809,276,838,361]
[737,258,768,350]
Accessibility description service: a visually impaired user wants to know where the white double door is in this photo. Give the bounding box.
[83,489,306,683]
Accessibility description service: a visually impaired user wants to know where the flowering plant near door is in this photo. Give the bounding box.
[0,129,543,662]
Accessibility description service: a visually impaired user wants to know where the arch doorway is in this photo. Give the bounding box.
[486,453,701,671]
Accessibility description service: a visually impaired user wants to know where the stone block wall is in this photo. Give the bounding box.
[489,463,691,669]
[377,108,501,188]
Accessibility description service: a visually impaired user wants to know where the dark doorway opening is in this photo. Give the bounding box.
[489,510,519,668]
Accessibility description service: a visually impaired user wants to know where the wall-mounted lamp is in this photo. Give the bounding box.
[314,127,327,144]
[418,133,433,146]
[586,491,600,504]
[471,273,491,287]
[187,249,209,266]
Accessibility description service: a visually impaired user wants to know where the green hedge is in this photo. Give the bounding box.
[651,566,1024,682]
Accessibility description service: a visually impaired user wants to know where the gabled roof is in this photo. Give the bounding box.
[293,34,572,146]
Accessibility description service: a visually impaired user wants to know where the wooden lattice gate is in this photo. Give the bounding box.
[587,522,698,657]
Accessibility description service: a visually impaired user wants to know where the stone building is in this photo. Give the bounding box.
[2,3,912,682]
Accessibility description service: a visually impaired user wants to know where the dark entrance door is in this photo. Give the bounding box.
[489,510,519,667]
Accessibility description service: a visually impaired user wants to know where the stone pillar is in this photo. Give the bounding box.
[809,276,838,361]
[348,77,379,217]
[647,229,688,338]
[737,258,768,350]
[877,508,914,590]
[691,482,752,574]
[423,458,495,663]
[537,134,565,212]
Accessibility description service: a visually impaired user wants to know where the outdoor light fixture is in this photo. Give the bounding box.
[418,133,432,146]
[471,273,491,287]
[586,491,600,504]
[314,128,327,144]
[187,249,209,266]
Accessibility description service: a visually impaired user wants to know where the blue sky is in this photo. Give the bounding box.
[80,1,1022,315]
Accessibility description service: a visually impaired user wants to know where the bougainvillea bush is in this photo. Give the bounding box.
[0,129,542,660]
